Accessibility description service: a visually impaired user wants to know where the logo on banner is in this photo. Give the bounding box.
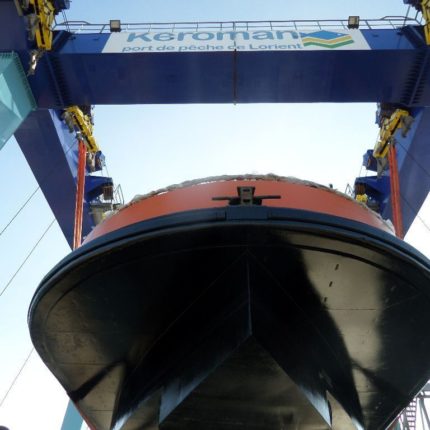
[300,30,354,48]
[102,28,369,53]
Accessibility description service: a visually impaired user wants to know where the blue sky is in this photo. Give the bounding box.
[1,1,429,429]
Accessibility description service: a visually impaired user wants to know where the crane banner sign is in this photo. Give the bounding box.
[102,29,371,53]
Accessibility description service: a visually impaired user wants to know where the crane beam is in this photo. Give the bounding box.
[21,28,430,107]
[0,14,429,107]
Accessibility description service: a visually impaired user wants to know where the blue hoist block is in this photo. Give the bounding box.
[0,52,36,150]
[403,0,421,9]
[53,0,71,13]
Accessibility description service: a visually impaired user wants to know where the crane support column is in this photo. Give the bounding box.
[388,145,404,239]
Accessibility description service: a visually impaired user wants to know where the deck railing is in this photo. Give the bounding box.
[53,17,422,34]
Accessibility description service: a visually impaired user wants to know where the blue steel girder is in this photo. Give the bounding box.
[21,28,430,107]
[14,109,102,246]
[0,14,430,107]
[0,1,31,53]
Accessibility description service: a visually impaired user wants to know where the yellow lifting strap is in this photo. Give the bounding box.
[64,106,99,153]
[422,0,430,45]
[28,0,56,51]
[355,194,368,204]
[373,109,411,159]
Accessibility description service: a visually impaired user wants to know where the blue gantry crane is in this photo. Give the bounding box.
[1,1,430,247]
[1,0,430,246]
[1,1,430,429]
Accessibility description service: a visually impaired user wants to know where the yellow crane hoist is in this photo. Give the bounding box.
[422,0,430,45]
[27,0,56,51]
[63,106,99,153]
[373,109,412,159]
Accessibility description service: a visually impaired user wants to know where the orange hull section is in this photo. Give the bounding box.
[85,178,392,243]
